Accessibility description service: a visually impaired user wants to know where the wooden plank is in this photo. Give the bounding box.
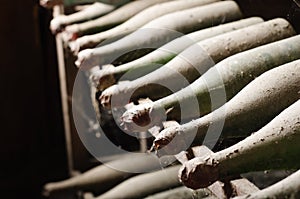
[83,192,94,199]
[192,145,213,158]
[53,5,75,176]
[208,181,227,199]
[231,178,260,196]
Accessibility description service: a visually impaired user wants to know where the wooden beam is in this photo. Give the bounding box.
[53,5,75,176]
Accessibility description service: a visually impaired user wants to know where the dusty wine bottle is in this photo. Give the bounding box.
[43,154,165,195]
[153,59,300,156]
[75,1,243,68]
[101,18,295,110]
[121,35,300,132]
[94,165,182,199]
[67,0,220,51]
[92,17,263,91]
[233,170,300,199]
[179,99,300,189]
[50,2,115,34]
[63,0,172,43]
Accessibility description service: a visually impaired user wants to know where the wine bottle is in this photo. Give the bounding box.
[92,17,263,91]
[101,18,295,110]
[121,35,300,132]
[75,1,243,68]
[63,0,173,43]
[153,59,300,157]
[179,99,300,189]
[233,170,300,199]
[94,165,182,199]
[50,2,115,34]
[43,154,165,195]
[67,0,220,51]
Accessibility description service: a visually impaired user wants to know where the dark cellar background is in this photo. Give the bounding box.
[0,0,299,199]
[0,1,68,198]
